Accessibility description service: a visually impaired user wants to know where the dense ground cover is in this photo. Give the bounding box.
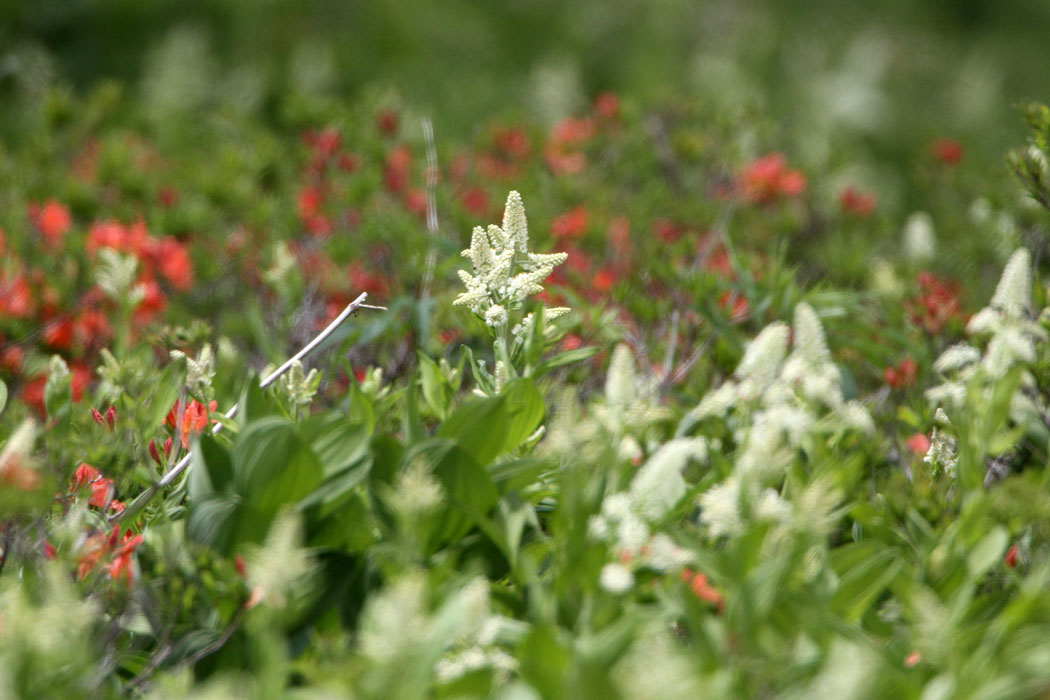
[5,3,1050,698]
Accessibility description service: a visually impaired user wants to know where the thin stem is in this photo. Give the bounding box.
[112,292,384,523]
[419,117,441,299]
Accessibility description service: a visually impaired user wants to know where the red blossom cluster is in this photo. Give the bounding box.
[544,93,620,175]
[76,524,144,585]
[907,271,965,334]
[298,126,361,238]
[930,138,964,166]
[840,186,877,216]
[681,567,724,608]
[71,463,124,516]
[884,356,918,389]
[737,152,807,204]
[166,398,220,449]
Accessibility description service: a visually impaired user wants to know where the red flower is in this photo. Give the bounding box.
[0,455,41,491]
[42,317,76,351]
[719,290,750,322]
[377,110,399,137]
[931,138,964,166]
[167,399,220,448]
[1005,544,1020,568]
[460,187,489,216]
[552,207,589,239]
[133,275,167,325]
[592,267,617,293]
[681,568,724,608]
[884,357,918,389]
[108,530,144,585]
[0,274,34,319]
[906,433,931,456]
[30,200,72,248]
[384,146,412,193]
[72,463,115,509]
[594,92,620,121]
[738,152,807,204]
[149,237,195,290]
[493,127,530,160]
[158,186,180,208]
[1,345,24,374]
[840,186,877,216]
[907,272,964,334]
[298,185,324,219]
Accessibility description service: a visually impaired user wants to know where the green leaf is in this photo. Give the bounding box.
[967,526,1009,579]
[418,351,452,420]
[831,542,902,620]
[232,417,323,517]
[186,494,241,552]
[239,375,280,424]
[438,379,544,466]
[147,360,186,432]
[300,413,371,477]
[533,345,601,375]
[345,371,375,434]
[0,379,7,415]
[188,433,234,502]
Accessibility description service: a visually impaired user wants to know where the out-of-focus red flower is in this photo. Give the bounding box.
[43,317,76,351]
[75,310,113,348]
[0,274,34,318]
[738,152,807,204]
[384,146,412,193]
[1005,544,1019,568]
[608,217,632,261]
[931,138,964,166]
[0,345,24,374]
[494,126,530,160]
[377,110,399,137]
[906,433,931,456]
[681,568,724,608]
[72,463,115,508]
[20,374,47,416]
[70,363,92,402]
[404,188,428,219]
[719,290,750,322]
[167,399,220,448]
[561,334,583,351]
[348,262,389,298]
[158,186,180,208]
[905,652,922,668]
[907,272,964,334]
[299,186,324,219]
[652,219,682,245]
[133,275,167,325]
[884,356,918,389]
[30,200,72,248]
[460,187,489,216]
[840,186,877,216]
[594,92,620,121]
[87,219,149,257]
[551,117,595,145]
[544,117,594,175]
[315,126,343,156]
[562,245,592,275]
[146,236,195,290]
[108,530,144,585]
[592,267,617,293]
[552,207,589,239]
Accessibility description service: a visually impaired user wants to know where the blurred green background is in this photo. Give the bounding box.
[2,0,1049,153]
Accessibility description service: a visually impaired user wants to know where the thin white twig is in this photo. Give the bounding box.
[420,117,440,299]
[112,292,384,522]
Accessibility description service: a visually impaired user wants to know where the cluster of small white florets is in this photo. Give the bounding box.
[690,303,871,538]
[693,303,873,463]
[924,248,1048,476]
[453,190,569,330]
[591,344,671,461]
[588,438,709,566]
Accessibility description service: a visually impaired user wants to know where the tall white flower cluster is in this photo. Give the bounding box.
[589,438,709,559]
[591,344,671,461]
[924,248,1048,476]
[690,303,872,538]
[926,248,1046,416]
[453,191,569,333]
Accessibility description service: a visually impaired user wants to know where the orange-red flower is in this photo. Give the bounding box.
[931,138,964,166]
[30,200,72,248]
[840,186,877,216]
[166,399,220,448]
[884,357,918,389]
[738,153,807,204]
[681,568,724,608]
[72,463,115,508]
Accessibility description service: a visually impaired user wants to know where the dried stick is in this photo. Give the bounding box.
[113,292,384,523]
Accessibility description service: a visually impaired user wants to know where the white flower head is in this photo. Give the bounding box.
[699,476,744,538]
[735,321,790,387]
[600,563,634,594]
[902,211,936,261]
[989,248,1032,319]
[629,438,707,521]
